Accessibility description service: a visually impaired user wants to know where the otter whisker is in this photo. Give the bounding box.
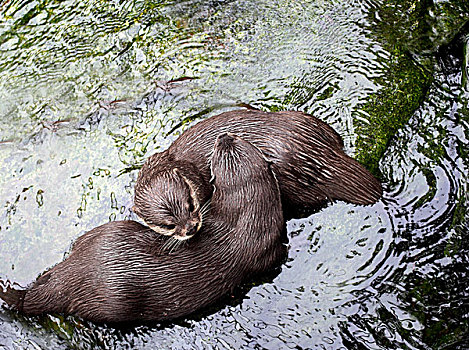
[161,237,176,252]
[161,236,186,253]
[161,240,172,253]
[200,199,211,218]
[200,199,211,212]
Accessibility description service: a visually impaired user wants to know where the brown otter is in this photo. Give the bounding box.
[134,109,382,240]
[0,133,286,323]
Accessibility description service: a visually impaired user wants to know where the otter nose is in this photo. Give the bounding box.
[184,222,198,237]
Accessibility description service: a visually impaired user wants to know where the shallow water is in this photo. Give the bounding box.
[0,0,468,349]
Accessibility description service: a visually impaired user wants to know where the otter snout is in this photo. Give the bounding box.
[175,220,200,241]
[185,224,197,237]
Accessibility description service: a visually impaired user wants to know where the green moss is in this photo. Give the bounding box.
[354,0,468,176]
[355,50,432,176]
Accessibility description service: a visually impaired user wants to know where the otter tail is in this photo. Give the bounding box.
[0,281,26,311]
[325,152,382,205]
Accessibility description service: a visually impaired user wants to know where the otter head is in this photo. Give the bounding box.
[133,168,205,241]
[211,132,266,187]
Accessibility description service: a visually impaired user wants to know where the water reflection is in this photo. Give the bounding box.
[0,0,468,349]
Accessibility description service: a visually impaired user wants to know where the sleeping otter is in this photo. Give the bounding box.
[0,133,286,323]
[133,109,382,240]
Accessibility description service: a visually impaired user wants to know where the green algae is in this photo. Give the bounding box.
[356,51,432,176]
[354,0,434,176]
[354,0,468,177]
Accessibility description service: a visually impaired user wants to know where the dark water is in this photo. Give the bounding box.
[0,0,468,349]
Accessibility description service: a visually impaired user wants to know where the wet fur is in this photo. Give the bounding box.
[0,134,285,323]
[134,110,382,227]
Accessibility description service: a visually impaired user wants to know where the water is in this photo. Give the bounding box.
[0,0,468,348]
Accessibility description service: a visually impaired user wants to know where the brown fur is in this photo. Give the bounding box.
[0,134,285,323]
[134,110,382,236]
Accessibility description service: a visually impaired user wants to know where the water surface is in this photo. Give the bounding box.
[0,0,468,348]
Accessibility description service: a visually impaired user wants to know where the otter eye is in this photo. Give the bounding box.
[160,224,176,230]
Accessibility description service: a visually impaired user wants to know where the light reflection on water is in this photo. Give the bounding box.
[0,0,468,349]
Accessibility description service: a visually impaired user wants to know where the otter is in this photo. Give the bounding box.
[134,109,382,240]
[0,133,286,323]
